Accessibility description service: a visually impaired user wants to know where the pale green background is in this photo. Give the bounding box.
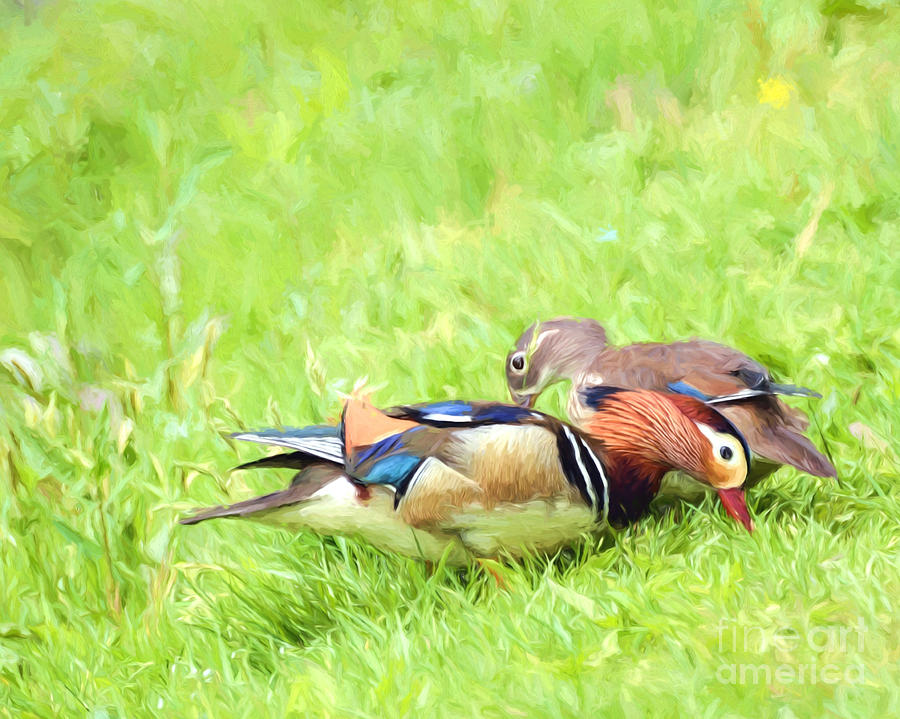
[1,1,897,716]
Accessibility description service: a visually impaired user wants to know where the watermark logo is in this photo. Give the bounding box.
[715,617,867,685]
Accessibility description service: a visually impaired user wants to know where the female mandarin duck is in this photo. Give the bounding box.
[181,388,752,563]
[505,317,835,488]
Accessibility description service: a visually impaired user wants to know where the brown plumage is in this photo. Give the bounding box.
[178,464,346,524]
[179,389,754,564]
[580,387,752,528]
[506,317,835,485]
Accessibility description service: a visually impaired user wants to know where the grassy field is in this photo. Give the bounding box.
[1,0,898,716]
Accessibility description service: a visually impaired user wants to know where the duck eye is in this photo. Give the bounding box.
[510,354,526,372]
[720,446,734,461]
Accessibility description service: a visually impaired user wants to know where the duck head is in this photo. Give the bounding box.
[580,387,754,531]
[507,317,608,407]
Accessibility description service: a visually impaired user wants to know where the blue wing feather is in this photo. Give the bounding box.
[469,404,539,423]
[344,420,428,488]
[233,400,546,492]
[361,453,422,488]
[353,428,424,466]
[411,401,475,416]
[392,401,538,426]
[665,381,712,402]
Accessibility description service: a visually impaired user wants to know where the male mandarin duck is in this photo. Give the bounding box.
[505,317,835,489]
[181,388,752,563]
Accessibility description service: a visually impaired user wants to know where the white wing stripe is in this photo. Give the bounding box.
[418,413,473,422]
[232,433,344,462]
[562,426,598,512]
[705,389,768,404]
[578,437,609,524]
[396,457,434,504]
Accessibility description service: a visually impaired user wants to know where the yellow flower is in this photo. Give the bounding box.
[757,76,793,108]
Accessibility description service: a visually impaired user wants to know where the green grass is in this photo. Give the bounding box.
[1,0,899,716]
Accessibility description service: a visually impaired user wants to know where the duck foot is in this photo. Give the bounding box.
[476,559,507,589]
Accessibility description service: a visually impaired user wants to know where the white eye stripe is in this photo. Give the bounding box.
[512,328,560,370]
[532,328,559,350]
[695,423,741,462]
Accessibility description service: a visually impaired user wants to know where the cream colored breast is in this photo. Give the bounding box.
[448,498,597,557]
[263,477,467,563]
[262,473,598,562]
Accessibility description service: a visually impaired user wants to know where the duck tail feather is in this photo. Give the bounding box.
[180,465,345,524]
[749,424,837,479]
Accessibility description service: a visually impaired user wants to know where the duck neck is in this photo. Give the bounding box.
[601,453,669,526]
[590,391,706,471]
[584,392,706,523]
[550,340,606,384]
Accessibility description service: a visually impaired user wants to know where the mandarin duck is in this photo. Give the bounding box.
[505,317,835,491]
[181,388,752,563]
